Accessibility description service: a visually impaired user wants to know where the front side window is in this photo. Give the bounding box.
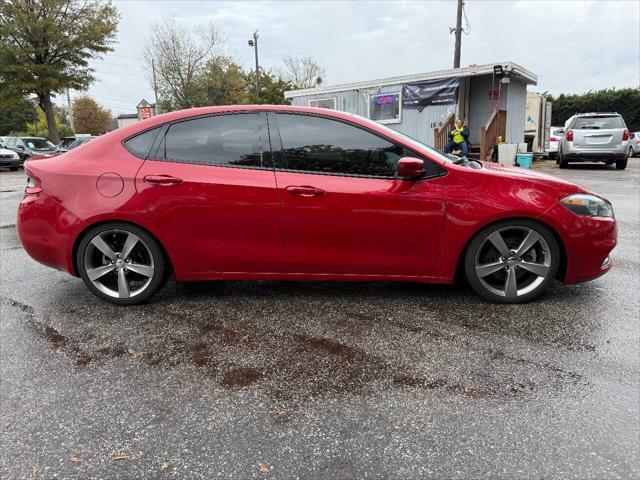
[369,93,401,124]
[275,113,409,177]
[164,113,263,168]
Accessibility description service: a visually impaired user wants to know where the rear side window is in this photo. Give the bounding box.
[275,113,409,177]
[572,116,625,130]
[163,113,263,168]
[124,127,161,158]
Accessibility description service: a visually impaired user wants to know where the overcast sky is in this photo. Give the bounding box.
[64,0,640,115]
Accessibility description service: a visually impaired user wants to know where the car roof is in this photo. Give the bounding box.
[112,105,386,140]
[574,112,621,117]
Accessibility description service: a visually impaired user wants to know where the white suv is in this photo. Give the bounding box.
[557,113,631,170]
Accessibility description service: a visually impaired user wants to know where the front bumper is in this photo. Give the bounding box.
[540,203,617,285]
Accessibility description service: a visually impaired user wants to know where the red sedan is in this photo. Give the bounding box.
[18,106,617,305]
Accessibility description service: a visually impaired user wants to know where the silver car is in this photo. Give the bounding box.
[557,113,631,169]
[629,132,640,157]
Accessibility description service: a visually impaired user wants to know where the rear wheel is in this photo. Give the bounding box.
[557,149,568,168]
[77,223,166,305]
[616,156,628,170]
[464,220,560,303]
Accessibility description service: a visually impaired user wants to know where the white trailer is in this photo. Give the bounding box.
[525,92,552,157]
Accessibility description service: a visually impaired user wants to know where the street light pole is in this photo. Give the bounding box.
[248,31,259,103]
[152,58,160,114]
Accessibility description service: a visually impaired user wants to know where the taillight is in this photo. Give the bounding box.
[566,130,574,142]
[622,129,630,141]
[25,173,41,195]
[549,137,557,142]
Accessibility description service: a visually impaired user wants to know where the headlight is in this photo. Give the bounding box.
[560,193,614,218]
[11,151,19,159]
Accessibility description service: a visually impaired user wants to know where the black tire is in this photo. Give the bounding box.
[464,219,560,304]
[616,157,628,170]
[77,222,166,305]
[9,166,18,171]
[558,150,568,169]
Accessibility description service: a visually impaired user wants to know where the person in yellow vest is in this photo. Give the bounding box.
[444,119,470,157]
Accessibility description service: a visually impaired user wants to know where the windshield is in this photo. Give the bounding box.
[344,112,453,163]
[24,138,56,150]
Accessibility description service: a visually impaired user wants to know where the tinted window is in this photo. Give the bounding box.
[124,127,161,158]
[164,113,263,167]
[572,116,625,130]
[276,113,408,177]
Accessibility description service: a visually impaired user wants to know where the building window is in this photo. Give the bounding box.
[309,98,336,109]
[369,92,401,124]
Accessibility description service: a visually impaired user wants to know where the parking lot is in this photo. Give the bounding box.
[1,161,638,479]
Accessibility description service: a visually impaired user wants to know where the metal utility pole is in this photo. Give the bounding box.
[453,0,464,68]
[152,58,160,114]
[66,88,74,131]
[248,31,259,102]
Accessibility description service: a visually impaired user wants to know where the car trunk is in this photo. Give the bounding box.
[571,116,624,150]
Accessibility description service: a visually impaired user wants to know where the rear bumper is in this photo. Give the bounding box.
[17,193,80,276]
[563,152,626,162]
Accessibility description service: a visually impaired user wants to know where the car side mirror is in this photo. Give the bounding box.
[16,144,24,150]
[397,157,424,180]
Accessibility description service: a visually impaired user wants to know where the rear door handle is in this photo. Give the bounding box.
[285,185,325,197]
[143,175,183,185]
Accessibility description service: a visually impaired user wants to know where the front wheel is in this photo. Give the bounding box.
[77,223,167,305]
[616,156,628,170]
[464,220,560,303]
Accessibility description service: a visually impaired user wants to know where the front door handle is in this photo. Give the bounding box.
[144,175,183,185]
[285,185,325,197]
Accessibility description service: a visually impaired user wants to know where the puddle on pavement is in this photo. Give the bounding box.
[3,294,586,407]
[221,367,264,387]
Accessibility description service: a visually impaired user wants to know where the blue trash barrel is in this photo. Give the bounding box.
[516,153,533,169]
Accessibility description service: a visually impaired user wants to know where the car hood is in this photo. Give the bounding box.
[479,161,585,198]
[0,148,16,155]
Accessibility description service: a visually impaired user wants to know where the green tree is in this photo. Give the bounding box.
[72,95,111,135]
[245,68,292,105]
[0,0,119,143]
[0,97,36,135]
[546,88,640,131]
[203,57,248,105]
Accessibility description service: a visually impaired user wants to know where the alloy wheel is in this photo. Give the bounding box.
[83,229,155,299]
[474,226,552,299]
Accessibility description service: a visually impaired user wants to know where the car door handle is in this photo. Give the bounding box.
[143,175,183,185]
[285,185,325,197]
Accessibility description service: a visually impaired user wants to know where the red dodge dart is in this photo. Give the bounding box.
[17,105,617,305]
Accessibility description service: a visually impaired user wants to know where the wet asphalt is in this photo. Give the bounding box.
[0,160,638,479]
